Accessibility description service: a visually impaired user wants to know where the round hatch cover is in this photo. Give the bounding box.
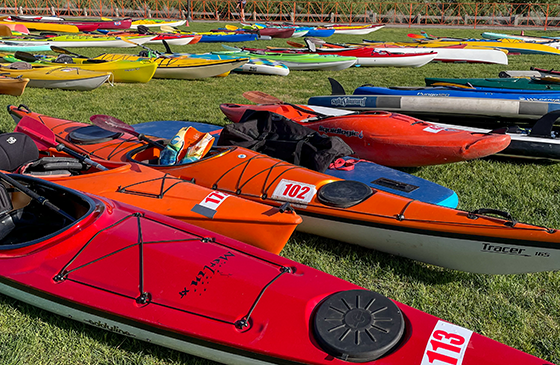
[68,125,122,145]
[317,180,373,208]
[313,289,405,362]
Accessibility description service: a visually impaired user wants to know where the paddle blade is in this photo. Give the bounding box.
[15,117,57,150]
[242,91,283,105]
[14,51,38,62]
[90,114,137,136]
[286,40,305,48]
[160,25,177,33]
[0,24,12,37]
[407,33,425,39]
[225,25,239,30]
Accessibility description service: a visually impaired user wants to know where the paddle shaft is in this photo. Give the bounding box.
[0,172,75,222]
[16,120,109,171]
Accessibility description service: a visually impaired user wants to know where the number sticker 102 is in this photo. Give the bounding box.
[271,179,317,206]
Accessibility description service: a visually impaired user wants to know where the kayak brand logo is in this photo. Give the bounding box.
[5,136,16,144]
[416,92,450,97]
[330,96,367,107]
[481,243,530,256]
[318,125,364,139]
[179,251,235,299]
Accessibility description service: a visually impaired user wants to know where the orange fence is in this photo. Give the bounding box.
[3,1,560,29]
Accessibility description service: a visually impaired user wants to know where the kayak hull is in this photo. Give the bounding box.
[0,175,549,365]
[0,66,110,90]
[8,105,560,275]
[0,76,29,96]
[19,159,300,254]
[219,103,511,167]
[131,120,460,208]
[95,54,249,79]
[426,76,560,90]
[308,93,560,120]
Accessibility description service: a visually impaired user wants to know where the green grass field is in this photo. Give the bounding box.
[0,23,559,364]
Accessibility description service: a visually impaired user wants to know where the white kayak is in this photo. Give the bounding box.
[371,46,509,65]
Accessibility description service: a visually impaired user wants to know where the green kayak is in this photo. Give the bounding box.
[425,77,560,90]
[213,50,357,71]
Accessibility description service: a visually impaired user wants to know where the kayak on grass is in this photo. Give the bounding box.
[130,119,460,208]
[94,53,249,79]
[241,45,437,67]
[219,101,511,167]
[9,104,560,275]
[5,125,300,254]
[425,76,560,90]
[215,48,357,71]
[307,78,560,160]
[173,53,290,76]
[5,53,158,83]
[0,174,549,365]
[0,63,110,90]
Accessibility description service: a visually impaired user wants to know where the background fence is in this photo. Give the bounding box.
[3,1,560,29]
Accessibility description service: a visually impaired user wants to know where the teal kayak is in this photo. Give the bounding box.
[425,77,560,90]
[214,49,357,71]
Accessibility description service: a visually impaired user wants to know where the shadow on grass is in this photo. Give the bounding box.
[287,231,485,287]
[0,293,218,365]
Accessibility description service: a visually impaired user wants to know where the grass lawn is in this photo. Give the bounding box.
[0,22,559,364]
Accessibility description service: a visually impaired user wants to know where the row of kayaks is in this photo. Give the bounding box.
[1,16,187,33]
[0,103,555,365]
[0,22,556,365]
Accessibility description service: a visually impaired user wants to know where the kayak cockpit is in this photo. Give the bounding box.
[0,175,95,250]
[125,144,231,167]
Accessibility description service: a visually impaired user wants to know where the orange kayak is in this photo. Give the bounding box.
[219,103,512,167]
[9,104,560,274]
[5,131,300,254]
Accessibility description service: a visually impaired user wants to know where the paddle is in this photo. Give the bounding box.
[243,91,283,104]
[241,91,335,119]
[119,36,173,56]
[160,25,179,33]
[0,24,12,37]
[15,117,108,171]
[0,170,75,222]
[225,25,239,30]
[13,51,39,63]
[286,40,306,48]
[90,114,166,150]
[48,46,108,63]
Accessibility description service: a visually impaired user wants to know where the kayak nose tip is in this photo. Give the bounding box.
[461,134,511,159]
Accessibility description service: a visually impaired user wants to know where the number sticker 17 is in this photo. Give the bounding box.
[271,179,317,205]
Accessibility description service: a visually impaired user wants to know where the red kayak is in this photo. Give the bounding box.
[219,102,512,167]
[9,16,133,31]
[0,173,551,365]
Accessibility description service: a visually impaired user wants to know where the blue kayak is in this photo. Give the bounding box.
[353,85,560,102]
[197,33,259,42]
[133,120,459,208]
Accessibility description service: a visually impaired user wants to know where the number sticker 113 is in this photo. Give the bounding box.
[421,321,473,365]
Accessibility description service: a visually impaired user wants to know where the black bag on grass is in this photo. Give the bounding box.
[217,110,353,172]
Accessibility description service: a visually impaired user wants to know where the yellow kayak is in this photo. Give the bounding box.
[0,75,29,96]
[387,38,560,55]
[39,56,157,83]
[0,62,110,90]
[131,19,187,28]
[94,54,249,79]
[0,20,79,33]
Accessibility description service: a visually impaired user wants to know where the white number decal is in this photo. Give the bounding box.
[271,179,316,205]
[420,321,473,365]
[198,191,229,211]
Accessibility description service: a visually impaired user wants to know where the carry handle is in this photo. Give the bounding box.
[467,208,517,227]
